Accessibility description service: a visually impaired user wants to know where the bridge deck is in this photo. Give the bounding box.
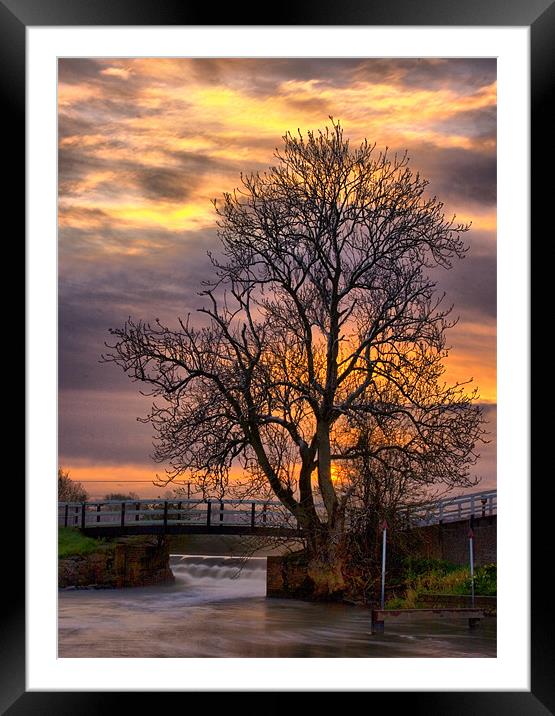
[82,524,302,538]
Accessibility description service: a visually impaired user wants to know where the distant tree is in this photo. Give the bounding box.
[105,120,485,598]
[103,491,140,501]
[58,468,88,502]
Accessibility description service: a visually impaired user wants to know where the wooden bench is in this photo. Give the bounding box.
[371,608,485,634]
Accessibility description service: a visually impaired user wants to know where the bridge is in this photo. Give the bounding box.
[58,489,496,538]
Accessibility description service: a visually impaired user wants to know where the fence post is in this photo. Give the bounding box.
[81,502,86,530]
[468,528,475,608]
[64,504,69,528]
[163,501,168,530]
[251,502,256,528]
[74,505,79,526]
[262,504,267,525]
[96,504,101,523]
[220,501,224,524]
[177,501,182,521]
[380,520,388,610]
[121,501,126,528]
[206,500,211,528]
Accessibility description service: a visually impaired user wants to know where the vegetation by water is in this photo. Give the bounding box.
[386,557,496,609]
[58,528,112,558]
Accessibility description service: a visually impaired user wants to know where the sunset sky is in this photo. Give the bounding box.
[58,58,496,499]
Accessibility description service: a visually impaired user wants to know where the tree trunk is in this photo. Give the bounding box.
[316,420,338,521]
[306,525,346,599]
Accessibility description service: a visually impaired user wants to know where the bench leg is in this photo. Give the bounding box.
[371,620,385,635]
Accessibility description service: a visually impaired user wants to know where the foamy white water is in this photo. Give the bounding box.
[58,555,496,658]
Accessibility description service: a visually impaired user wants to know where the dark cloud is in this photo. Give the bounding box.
[58,58,105,84]
[59,58,150,100]
[135,166,200,202]
[352,58,496,92]
[58,114,96,141]
[59,387,155,464]
[430,246,496,325]
[59,225,221,392]
[59,58,496,106]
[188,58,364,96]
[58,139,125,194]
[434,105,496,142]
[196,58,496,98]
[410,143,496,206]
[58,112,241,201]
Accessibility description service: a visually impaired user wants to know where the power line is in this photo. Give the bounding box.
[78,480,191,484]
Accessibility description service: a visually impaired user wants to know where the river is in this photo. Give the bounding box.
[58,554,496,658]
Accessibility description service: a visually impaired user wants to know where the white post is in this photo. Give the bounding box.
[381,521,388,610]
[468,528,475,608]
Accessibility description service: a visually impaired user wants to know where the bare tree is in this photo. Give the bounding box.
[104,121,485,597]
[58,468,88,503]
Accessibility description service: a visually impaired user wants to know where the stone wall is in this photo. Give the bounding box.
[266,554,314,598]
[59,537,175,589]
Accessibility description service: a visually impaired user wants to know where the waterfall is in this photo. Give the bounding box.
[169,555,267,600]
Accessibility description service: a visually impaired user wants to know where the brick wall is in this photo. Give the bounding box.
[412,515,496,566]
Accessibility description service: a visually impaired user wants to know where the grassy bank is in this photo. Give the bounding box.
[386,557,496,609]
[58,528,112,558]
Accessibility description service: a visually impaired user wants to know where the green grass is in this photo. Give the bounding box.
[386,558,496,608]
[58,528,111,558]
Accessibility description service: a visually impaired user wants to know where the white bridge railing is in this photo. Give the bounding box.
[58,498,296,531]
[58,489,496,532]
[399,489,497,527]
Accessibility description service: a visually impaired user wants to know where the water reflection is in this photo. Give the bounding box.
[58,555,496,658]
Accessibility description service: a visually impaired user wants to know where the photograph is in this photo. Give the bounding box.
[56,57,498,659]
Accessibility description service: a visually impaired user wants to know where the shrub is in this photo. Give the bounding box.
[466,563,496,596]
[385,559,496,607]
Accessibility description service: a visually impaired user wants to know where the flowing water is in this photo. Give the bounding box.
[58,555,496,658]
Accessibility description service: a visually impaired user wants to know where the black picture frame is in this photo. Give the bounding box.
[11,0,550,711]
